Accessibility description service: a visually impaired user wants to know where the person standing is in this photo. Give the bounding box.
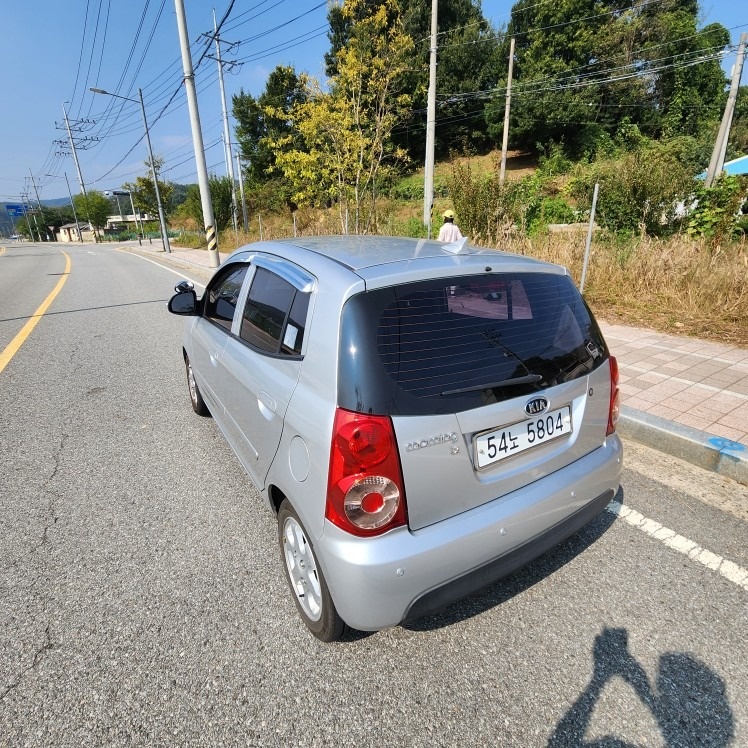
[437,209,463,242]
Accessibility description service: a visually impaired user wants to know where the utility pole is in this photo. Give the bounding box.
[236,150,248,231]
[207,10,240,234]
[705,32,748,187]
[174,0,220,267]
[44,172,83,242]
[64,173,83,242]
[28,170,50,240]
[499,37,516,187]
[423,0,438,238]
[62,101,95,240]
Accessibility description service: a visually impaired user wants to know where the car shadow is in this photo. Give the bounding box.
[547,627,734,747]
[403,486,623,632]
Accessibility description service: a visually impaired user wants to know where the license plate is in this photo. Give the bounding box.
[474,405,572,469]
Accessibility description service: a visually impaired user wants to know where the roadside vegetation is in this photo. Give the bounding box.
[13,0,746,344]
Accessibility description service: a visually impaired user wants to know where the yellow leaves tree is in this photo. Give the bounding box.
[270,0,413,233]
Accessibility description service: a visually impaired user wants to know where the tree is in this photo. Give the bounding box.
[122,157,174,219]
[181,176,236,232]
[73,191,111,235]
[485,0,729,156]
[232,66,308,186]
[270,0,414,232]
[326,0,502,159]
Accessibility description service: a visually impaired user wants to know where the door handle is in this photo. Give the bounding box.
[257,392,276,419]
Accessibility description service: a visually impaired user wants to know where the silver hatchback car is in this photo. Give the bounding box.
[168,236,622,641]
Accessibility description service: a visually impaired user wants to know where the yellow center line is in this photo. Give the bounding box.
[0,250,72,375]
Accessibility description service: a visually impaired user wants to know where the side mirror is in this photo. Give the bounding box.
[168,280,198,315]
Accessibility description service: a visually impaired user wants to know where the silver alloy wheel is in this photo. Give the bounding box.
[282,515,323,622]
[187,360,198,407]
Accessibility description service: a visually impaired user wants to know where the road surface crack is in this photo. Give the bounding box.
[0,624,54,702]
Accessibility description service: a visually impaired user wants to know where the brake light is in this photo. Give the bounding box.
[326,408,407,536]
[607,356,620,436]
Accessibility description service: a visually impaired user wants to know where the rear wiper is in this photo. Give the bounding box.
[441,374,542,396]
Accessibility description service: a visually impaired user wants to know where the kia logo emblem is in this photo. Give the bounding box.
[525,397,549,416]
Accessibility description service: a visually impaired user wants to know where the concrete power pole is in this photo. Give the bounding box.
[28,170,50,240]
[499,37,516,187]
[211,10,239,235]
[705,32,748,187]
[423,0,438,238]
[174,0,220,268]
[62,101,95,240]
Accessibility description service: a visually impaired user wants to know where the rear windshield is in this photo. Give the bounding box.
[338,272,608,416]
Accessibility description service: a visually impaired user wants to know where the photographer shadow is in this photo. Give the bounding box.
[548,627,734,747]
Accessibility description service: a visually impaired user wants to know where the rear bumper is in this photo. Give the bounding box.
[316,435,622,631]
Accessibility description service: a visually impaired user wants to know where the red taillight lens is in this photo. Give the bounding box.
[607,356,620,436]
[326,409,407,537]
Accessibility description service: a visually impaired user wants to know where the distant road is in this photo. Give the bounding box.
[1,242,746,746]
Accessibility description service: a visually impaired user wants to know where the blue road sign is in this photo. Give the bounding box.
[5,204,28,217]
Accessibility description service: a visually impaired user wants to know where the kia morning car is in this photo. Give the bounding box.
[168,236,622,641]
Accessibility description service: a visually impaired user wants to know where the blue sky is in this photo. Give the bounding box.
[0,0,745,203]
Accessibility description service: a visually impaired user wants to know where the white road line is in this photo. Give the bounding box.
[113,248,206,288]
[606,500,748,591]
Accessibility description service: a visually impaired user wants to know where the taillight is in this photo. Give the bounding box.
[326,408,407,537]
[607,356,620,436]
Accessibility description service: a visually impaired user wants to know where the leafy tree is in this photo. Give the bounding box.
[73,191,111,234]
[567,140,696,236]
[232,66,308,187]
[486,0,729,156]
[729,86,748,156]
[122,157,174,219]
[182,176,236,232]
[326,0,502,158]
[271,0,414,232]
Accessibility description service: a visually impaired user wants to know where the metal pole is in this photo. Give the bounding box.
[499,37,515,187]
[705,32,747,187]
[236,151,248,231]
[422,0,438,238]
[580,182,599,294]
[175,0,219,267]
[213,10,239,234]
[137,88,171,253]
[127,191,143,244]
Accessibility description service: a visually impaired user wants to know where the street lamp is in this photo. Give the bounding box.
[44,172,83,242]
[90,87,171,254]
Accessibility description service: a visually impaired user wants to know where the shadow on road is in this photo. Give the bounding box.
[548,627,734,747]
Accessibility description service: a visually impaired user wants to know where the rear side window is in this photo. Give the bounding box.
[204,264,248,331]
[239,266,310,356]
[338,273,608,416]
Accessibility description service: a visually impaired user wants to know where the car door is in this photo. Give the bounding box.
[220,257,315,489]
[190,262,249,420]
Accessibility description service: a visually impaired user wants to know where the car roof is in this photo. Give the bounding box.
[239,235,559,275]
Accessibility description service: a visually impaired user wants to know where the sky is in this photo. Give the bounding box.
[0,0,746,204]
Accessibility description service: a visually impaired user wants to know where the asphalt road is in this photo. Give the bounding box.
[1,242,747,747]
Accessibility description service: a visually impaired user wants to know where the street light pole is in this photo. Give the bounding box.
[90,87,171,254]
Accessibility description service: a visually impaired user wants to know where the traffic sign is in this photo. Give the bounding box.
[5,204,28,217]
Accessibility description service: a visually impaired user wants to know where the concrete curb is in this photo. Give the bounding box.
[618,406,748,486]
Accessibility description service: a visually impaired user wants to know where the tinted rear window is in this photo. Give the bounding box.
[338,272,608,416]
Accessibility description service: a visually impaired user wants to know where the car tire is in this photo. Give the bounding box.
[278,499,346,642]
[184,354,210,417]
